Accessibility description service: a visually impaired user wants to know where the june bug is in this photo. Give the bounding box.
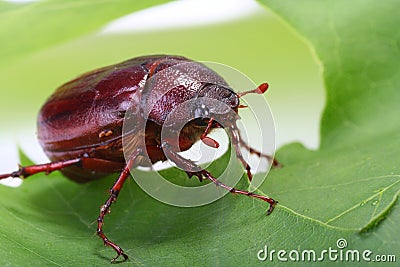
[0,55,278,262]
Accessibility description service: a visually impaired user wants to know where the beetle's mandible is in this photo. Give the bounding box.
[0,55,279,262]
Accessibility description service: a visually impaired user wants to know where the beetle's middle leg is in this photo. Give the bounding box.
[161,142,277,214]
[96,148,142,263]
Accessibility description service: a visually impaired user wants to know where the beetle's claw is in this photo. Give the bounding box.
[185,171,203,182]
[110,252,129,263]
[272,158,282,168]
[266,200,278,215]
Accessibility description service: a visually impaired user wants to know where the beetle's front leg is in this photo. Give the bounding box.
[226,125,281,183]
[237,136,281,167]
[161,142,277,215]
[235,132,281,167]
[96,148,142,263]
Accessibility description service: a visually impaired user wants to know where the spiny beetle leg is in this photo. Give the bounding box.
[192,169,277,215]
[96,149,141,263]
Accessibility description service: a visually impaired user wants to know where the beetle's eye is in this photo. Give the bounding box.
[193,118,208,127]
[193,104,210,118]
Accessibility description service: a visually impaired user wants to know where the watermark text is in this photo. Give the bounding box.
[257,238,396,263]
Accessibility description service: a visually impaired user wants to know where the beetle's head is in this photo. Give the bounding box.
[146,81,269,150]
[192,83,240,124]
[189,82,269,127]
[146,82,240,126]
[183,82,270,149]
[148,83,240,150]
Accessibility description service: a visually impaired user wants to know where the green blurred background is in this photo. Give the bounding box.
[0,0,323,172]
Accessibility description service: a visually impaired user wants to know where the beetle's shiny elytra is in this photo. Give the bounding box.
[0,55,279,262]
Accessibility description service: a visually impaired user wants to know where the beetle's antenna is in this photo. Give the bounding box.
[200,118,219,148]
[237,82,269,98]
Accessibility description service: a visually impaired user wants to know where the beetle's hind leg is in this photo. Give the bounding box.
[161,142,277,215]
[0,158,82,180]
[0,157,126,181]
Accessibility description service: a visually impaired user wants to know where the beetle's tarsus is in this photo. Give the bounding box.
[0,171,12,179]
[0,167,25,179]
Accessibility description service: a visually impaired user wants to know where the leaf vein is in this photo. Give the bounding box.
[324,180,400,225]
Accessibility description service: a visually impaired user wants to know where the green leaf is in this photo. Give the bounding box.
[1,0,399,266]
[256,0,400,262]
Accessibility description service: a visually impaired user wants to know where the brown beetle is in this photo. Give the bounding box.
[0,55,278,262]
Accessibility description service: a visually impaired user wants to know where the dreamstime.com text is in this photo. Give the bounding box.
[257,238,396,263]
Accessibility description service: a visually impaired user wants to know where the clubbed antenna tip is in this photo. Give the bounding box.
[238,82,269,98]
